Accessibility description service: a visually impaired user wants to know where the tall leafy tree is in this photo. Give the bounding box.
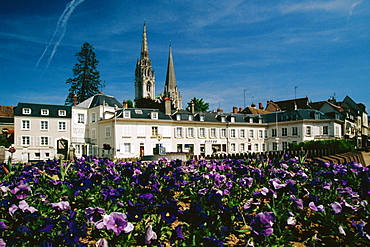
[187,97,210,112]
[65,42,102,105]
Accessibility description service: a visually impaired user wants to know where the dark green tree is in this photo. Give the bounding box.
[126,100,134,108]
[65,42,102,105]
[187,97,210,112]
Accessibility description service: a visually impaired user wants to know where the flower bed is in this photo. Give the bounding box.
[0,155,370,246]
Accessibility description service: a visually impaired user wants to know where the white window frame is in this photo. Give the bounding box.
[40,120,49,130]
[58,110,66,116]
[78,113,85,124]
[151,112,158,119]
[91,128,96,139]
[199,127,205,138]
[91,113,96,123]
[22,136,30,146]
[306,126,311,136]
[187,127,194,138]
[230,143,236,152]
[210,128,217,138]
[292,127,298,136]
[21,120,30,130]
[124,111,131,119]
[240,129,245,138]
[249,129,254,139]
[220,128,227,138]
[258,130,263,139]
[175,127,183,138]
[240,143,245,152]
[23,108,31,115]
[105,126,111,138]
[41,109,49,116]
[58,121,66,131]
[230,129,236,138]
[124,143,131,154]
[40,136,49,146]
[282,128,288,136]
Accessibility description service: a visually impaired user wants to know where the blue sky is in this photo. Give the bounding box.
[1,0,369,112]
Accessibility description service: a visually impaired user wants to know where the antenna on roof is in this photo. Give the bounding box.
[295,86,298,99]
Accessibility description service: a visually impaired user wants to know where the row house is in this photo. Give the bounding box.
[13,103,71,162]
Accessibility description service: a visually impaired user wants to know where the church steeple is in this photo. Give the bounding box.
[164,45,182,109]
[135,23,155,101]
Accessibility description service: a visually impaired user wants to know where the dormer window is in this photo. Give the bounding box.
[23,108,31,115]
[200,115,205,121]
[188,115,193,121]
[221,116,226,122]
[176,114,181,121]
[230,116,235,122]
[151,112,158,119]
[59,110,66,116]
[123,110,131,118]
[41,109,49,115]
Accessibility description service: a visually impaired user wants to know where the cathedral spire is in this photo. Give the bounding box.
[141,22,149,59]
[135,23,155,101]
[163,45,182,109]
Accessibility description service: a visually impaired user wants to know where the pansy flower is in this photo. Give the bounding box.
[250,212,275,237]
[145,225,157,244]
[85,207,106,223]
[158,204,181,224]
[10,184,31,200]
[105,212,134,236]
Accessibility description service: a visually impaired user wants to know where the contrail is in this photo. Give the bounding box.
[35,0,85,70]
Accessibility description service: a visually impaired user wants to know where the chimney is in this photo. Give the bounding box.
[239,107,242,112]
[259,102,263,110]
[251,103,256,108]
[164,97,172,115]
[217,108,223,113]
[190,101,195,114]
[73,94,78,106]
[123,100,128,109]
[233,107,238,114]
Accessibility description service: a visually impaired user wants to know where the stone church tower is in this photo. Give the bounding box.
[163,45,182,109]
[135,23,155,101]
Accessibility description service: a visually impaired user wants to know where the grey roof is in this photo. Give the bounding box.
[119,108,172,120]
[76,94,122,109]
[261,109,331,123]
[14,103,71,118]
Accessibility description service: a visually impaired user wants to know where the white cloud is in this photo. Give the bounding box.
[280,0,363,15]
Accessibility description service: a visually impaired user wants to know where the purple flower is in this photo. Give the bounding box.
[105,212,134,236]
[175,225,185,239]
[85,207,106,223]
[10,200,38,216]
[290,195,304,209]
[203,236,224,247]
[287,212,296,225]
[0,221,6,230]
[97,238,109,247]
[159,204,181,224]
[331,201,342,214]
[309,202,324,212]
[51,201,70,211]
[145,225,157,244]
[10,184,31,200]
[250,212,275,237]
[0,238,5,247]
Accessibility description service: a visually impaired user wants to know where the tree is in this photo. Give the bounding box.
[65,42,102,105]
[187,97,210,112]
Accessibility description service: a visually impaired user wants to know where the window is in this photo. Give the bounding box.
[41,109,49,115]
[199,128,205,138]
[240,143,245,152]
[264,130,268,138]
[124,143,131,154]
[292,127,298,136]
[35,153,40,159]
[78,114,85,123]
[22,120,30,130]
[259,130,263,139]
[306,126,311,136]
[200,115,205,121]
[323,126,329,135]
[189,115,193,121]
[230,129,236,138]
[22,136,30,146]
[248,143,252,151]
[230,143,236,152]
[91,113,96,123]
[282,142,288,150]
[282,128,288,136]
[23,108,31,115]
[254,144,259,152]
[151,112,158,119]
[249,129,254,139]
[59,110,66,116]
[187,127,194,138]
[272,143,278,151]
[176,114,181,120]
[262,143,266,152]
[40,121,48,130]
[176,127,183,138]
[221,116,226,122]
[105,126,111,137]
[45,153,50,158]
[230,116,235,123]
[220,128,227,138]
[152,126,158,136]
[124,111,130,118]
[240,129,245,138]
[58,121,66,131]
[91,128,96,139]
[271,129,277,137]
[210,128,217,138]
[40,137,49,146]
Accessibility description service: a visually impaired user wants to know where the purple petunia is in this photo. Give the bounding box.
[104,212,134,236]
[250,212,275,237]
